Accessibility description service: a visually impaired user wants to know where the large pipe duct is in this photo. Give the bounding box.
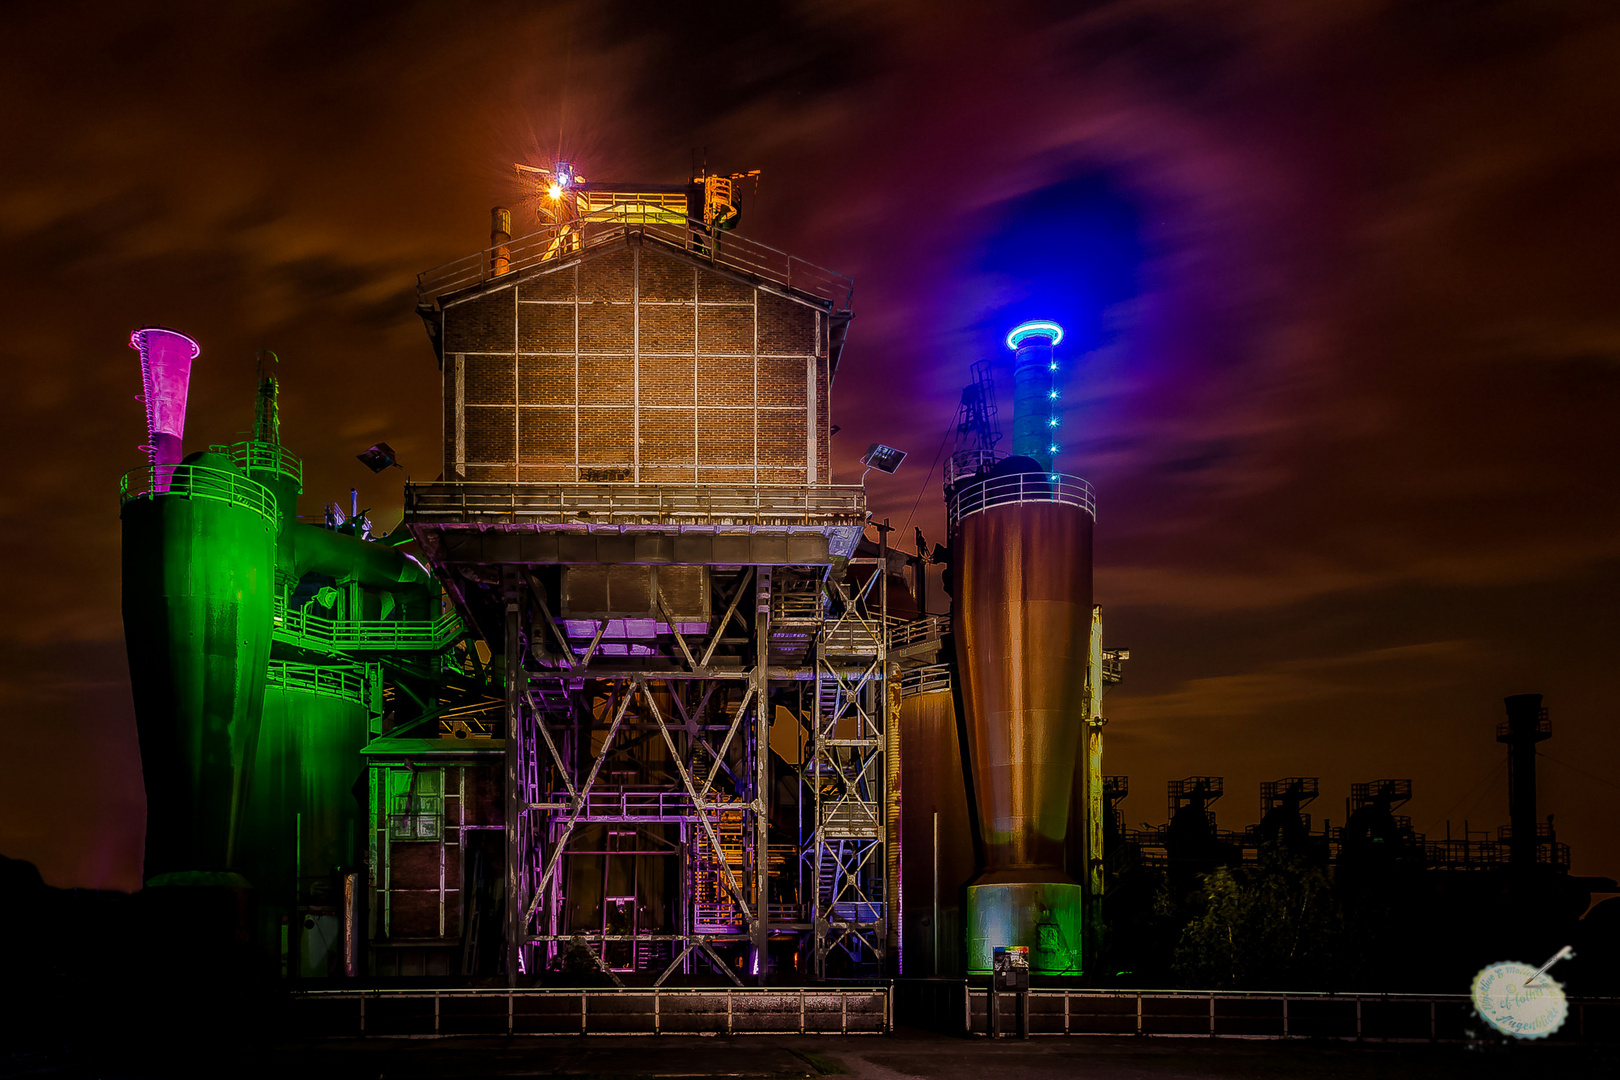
[950,320,1093,974]
[130,326,200,486]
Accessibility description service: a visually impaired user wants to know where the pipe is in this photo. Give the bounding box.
[491,206,512,277]
[286,522,433,592]
[343,871,361,977]
[130,326,200,486]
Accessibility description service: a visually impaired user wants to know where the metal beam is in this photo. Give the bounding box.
[754,569,772,984]
[640,676,754,922]
[503,569,523,985]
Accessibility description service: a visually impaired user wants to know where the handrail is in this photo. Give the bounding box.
[527,789,746,819]
[212,440,303,492]
[405,481,866,526]
[416,206,854,314]
[119,463,279,527]
[886,613,949,648]
[947,471,1095,531]
[944,449,1002,486]
[266,660,371,704]
[899,662,952,697]
[273,593,462,653]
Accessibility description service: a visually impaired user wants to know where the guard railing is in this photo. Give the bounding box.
[947,471,1095,531]
[289,985,891,1036]
[119,463,279,527]
[273,593,462,653]
[417,206,854,314]
[405,482,866,527]
[211,440,303,491]
[266,660,375,709]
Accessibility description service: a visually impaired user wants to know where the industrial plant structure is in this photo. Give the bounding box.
[119,165,1607,1000]
[117,170,1123,986]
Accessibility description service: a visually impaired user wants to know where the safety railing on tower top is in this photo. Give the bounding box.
[119,463,280,526]
[946,471,1096,531]
[415,205,855,314]
[212,440,303,492]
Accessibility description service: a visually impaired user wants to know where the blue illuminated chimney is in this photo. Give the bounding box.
[1006,320,1064,472]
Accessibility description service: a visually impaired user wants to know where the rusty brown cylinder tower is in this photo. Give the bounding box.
[950,321,1094,974]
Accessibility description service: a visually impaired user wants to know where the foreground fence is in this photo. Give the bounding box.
[290,986,890,1037]
[897,980,1617,1042]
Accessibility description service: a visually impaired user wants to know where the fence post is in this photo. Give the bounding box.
[1355,999,1363,1041]
[1282,995,1288,1038]
[1209,993,1215,1037]
[1136,992,1143,1036]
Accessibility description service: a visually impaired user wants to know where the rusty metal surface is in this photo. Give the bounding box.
[898,688,976,975]
[953,500,1093,873]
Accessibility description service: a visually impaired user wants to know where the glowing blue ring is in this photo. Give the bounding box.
[1006,320,1064,350]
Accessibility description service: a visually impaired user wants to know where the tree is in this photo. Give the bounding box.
[1173,841,1343,990]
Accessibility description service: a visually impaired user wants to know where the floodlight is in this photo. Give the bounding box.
[357,442,401,473]
[861,443,906,474]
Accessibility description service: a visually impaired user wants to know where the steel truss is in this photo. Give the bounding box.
[496,552,892,985]
[806,566,890,975]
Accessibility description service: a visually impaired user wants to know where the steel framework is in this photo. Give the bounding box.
[463,526,892,985]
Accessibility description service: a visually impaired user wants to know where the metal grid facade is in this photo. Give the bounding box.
[440,243,833,486]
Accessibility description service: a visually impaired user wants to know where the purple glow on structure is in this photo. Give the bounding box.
[130,327,199,486]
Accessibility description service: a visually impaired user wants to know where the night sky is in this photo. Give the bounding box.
[4,0,1618,892]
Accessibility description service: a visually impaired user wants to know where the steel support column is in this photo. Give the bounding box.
[503,568,523,985]
[754,569,772,984]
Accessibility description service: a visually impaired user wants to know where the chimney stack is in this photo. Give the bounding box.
[1500,694,1550,870]
[491,206,512,276]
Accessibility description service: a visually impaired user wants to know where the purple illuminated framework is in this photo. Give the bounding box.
[130,327,199,489]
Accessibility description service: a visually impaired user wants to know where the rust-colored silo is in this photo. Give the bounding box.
[950,320,1094,974]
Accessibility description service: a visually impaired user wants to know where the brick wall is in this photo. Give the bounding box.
[440,239,833,485]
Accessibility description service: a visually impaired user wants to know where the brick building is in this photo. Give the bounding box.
[428,239,841,487]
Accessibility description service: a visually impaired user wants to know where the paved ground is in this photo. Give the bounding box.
[12,1030,1614,1080]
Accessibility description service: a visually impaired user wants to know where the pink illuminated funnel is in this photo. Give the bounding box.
[130,327,199,488]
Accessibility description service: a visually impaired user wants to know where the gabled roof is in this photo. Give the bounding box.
[415,213,854,376]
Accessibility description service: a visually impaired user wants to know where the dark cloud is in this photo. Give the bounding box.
[2,0,1618,888]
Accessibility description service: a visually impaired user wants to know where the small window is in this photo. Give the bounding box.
[386,768,443,841]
